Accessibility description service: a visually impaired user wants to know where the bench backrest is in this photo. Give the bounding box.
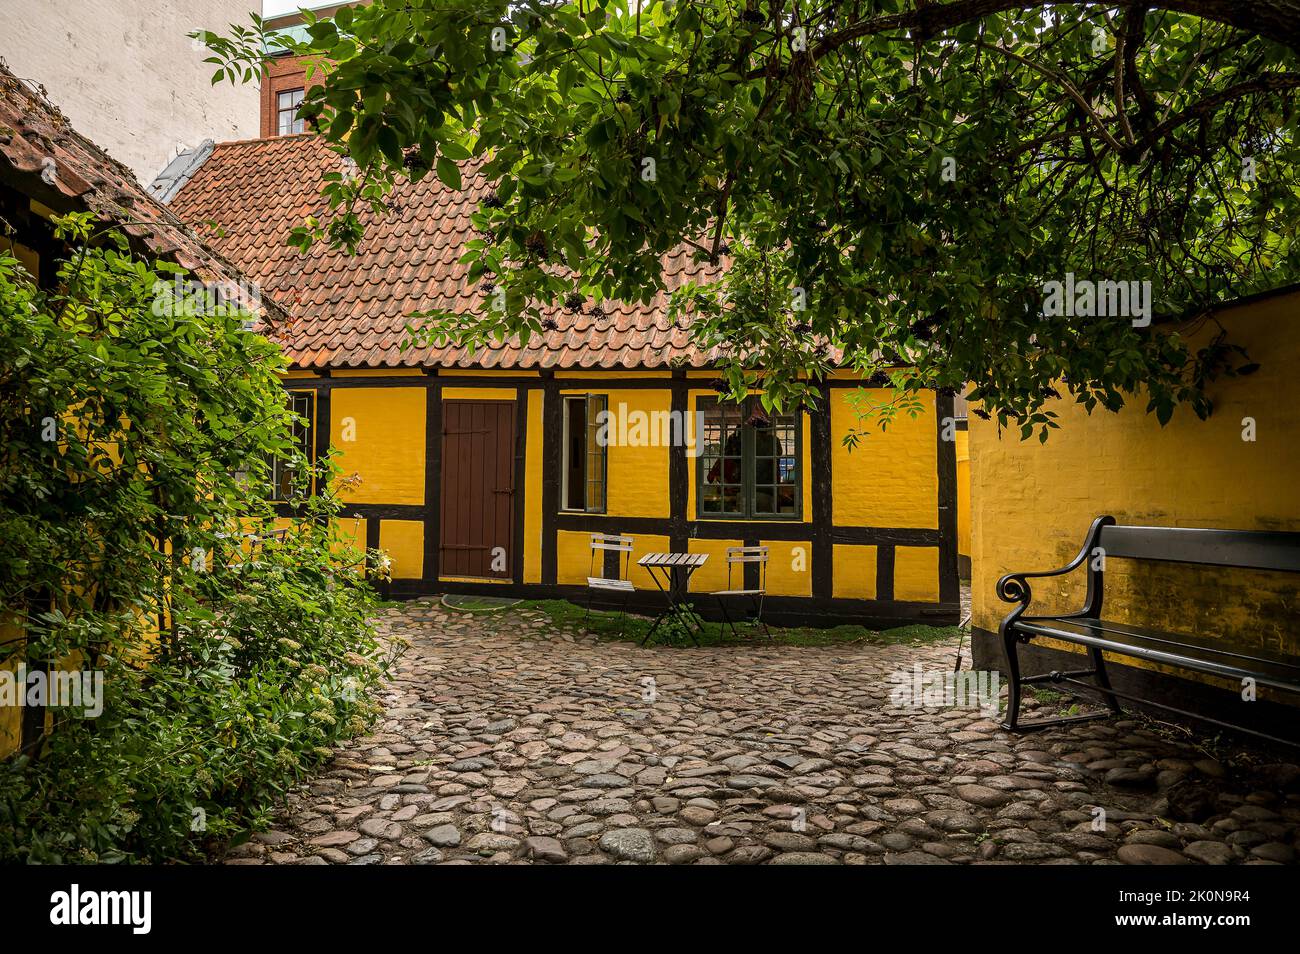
[1099,524,1300,573]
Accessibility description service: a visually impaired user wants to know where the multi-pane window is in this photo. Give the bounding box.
[562,394,607,513]
[277,88,305,135]
[698,397,800,518]
[269,391,313,500]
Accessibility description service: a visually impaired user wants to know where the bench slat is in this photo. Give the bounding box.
[1098,525,1300,572]
[1019,616,1300,692]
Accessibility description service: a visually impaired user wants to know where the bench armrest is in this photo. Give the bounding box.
[996,515,1115,615]
[996,556,1087,607]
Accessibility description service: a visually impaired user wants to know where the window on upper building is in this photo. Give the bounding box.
[277,88,305,136]
[268,390,314,500]
[698,397,800,519]
[561,394,607,513]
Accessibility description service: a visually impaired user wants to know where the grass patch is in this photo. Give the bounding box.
[1024,685,1093,718]
[513,598,962,648]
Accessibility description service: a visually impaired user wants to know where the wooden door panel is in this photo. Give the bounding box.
[440,401,515,578]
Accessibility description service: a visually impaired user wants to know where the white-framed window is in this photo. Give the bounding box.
[277,88,305,136]
[561,394,607,513]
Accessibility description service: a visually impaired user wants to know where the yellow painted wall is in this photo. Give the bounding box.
[380,519,424,579]
[563,387,671,519]
[440,386,516,401]
[762,540,814,597]
[556,530,597,586]
[628,534,673,589]
[557,530,671,588]
[831,389,938,529]
[331,388,426,505]
[895,546,940,601]
[682,538,811,597]
[970,290,1300,679]
[832,544,878,600]
[1,235,40,279]
[955,428,971,561]
[687,537,745,592]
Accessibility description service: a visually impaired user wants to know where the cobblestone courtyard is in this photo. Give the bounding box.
[226,600,1300,865]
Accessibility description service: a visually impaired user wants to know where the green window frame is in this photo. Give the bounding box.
[561,393,607,513]
[696,396,801,519]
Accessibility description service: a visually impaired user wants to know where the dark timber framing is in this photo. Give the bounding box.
[277,370,960,626]
[512,386,528,584]
[423,378,442,582]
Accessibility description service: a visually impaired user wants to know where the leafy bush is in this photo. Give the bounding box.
[0,215,394,862]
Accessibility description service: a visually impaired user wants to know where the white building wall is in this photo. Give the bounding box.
[0,0,262,183]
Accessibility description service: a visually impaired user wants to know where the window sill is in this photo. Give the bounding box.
[694,515,803,522]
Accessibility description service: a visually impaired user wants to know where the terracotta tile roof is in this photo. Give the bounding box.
[0,65,281,323]
[169,134,723,369]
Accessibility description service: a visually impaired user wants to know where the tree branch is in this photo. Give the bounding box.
[806,0,1300,59]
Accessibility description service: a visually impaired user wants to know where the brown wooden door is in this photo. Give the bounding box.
[440,400,516,579]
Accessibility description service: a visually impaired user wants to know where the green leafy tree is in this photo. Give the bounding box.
[200,1,1299,435]
[0,216,391,861]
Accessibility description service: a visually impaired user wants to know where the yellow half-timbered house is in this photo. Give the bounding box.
[170,134,964,626]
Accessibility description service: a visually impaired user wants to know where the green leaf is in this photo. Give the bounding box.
[436,156,462,190]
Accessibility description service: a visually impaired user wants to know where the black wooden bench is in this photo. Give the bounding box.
[997,515,1300,746]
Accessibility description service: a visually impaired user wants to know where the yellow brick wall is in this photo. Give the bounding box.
[832,544,878,600]
[971,290,1300,671]
[762,540,814,597]
[331,387,426,505]
[895,546,940,601]
[563,387,671,519]
[627,534,673,590]
[831,389,938,529]
[686,537,744,592]
[557,530,671,589]
[956,428,971,561]
[379,519,424,579]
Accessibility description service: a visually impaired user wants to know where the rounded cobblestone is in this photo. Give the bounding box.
[225,601,1300,866]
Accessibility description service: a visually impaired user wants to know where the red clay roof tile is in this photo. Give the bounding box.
[169,134,722,370]
[0,65,282,324]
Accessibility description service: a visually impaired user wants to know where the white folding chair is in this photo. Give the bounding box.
[585,534,635,634]
[710,545,771,639]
